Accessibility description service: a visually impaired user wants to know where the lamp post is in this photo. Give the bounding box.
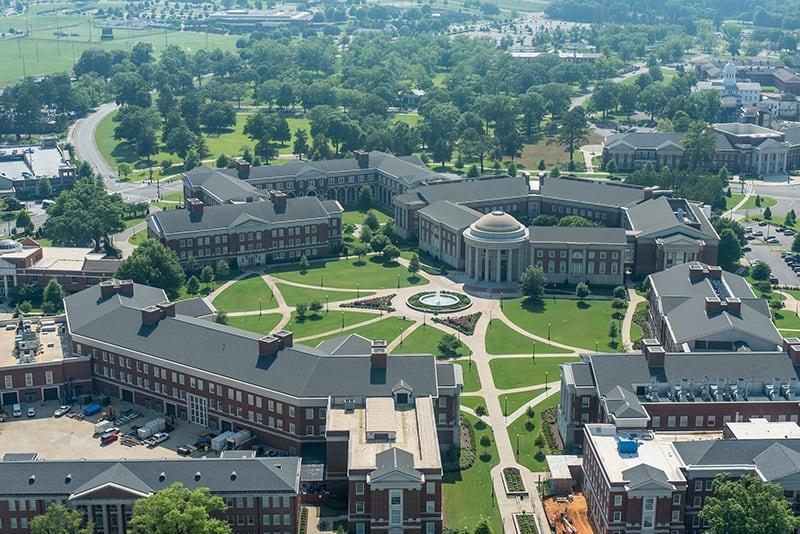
[545,370,549,391]
[258,299,262,317]
[357,282,360,298]
[516,433,521,456]
[532,341,536,363]
[500,291,504,309]
[595,339,598,352]
[326,295,329,312]
[320,274,324,288]
[547,322,552,341]
[397,274,400,289]
[341,312,344,330]
[504,396,508,419]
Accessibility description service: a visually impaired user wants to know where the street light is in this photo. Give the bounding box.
[516,433,521,455]
[357,282,360,298]
[320,274,324,288]
[397,274,400,289]
[532,341,536,362]
[545,370,549,391]
[548,322,552,341]
[504,396,508,419]
[258,298,262,317]
[326,295,329,312]
[341,312,344,330]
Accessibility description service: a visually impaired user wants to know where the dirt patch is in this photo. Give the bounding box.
[544,493,593,534]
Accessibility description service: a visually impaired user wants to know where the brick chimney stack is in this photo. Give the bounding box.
[235,159,251,180]
[354,150,369,169]
[100,279,135,299]
[141,306,162,326]
[187,198,204,217]
[258,336,282,357]
[270,190,287,213]
[274,330,293,348]
[642,339,666,367]
[371,339,388,369]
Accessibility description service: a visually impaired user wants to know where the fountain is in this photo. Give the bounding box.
[407,288,471,313]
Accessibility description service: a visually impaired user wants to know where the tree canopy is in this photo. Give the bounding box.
[130,483,231,534]
[116,240,186,299]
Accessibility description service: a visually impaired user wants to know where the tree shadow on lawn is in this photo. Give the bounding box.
[520,298,592,314]
[110,142,145,167]
[291,312,325,324]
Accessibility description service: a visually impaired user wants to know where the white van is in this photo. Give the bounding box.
[12,404,21,417]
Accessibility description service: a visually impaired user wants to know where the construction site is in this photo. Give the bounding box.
[544,493,593,534]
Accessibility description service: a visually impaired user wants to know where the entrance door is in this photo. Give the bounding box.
[42,387,59,401]
[25,391,36,403]
[2,391,18,406]
[121,389,134,404]
[165,402,177,417]
[221,419,233,432]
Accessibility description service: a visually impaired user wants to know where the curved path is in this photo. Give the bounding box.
[197,255,647,532]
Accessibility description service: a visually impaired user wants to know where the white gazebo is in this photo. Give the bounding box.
[463,211,528,284]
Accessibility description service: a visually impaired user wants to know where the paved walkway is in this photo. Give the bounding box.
[198,256,649,532]
[621,288,647,349]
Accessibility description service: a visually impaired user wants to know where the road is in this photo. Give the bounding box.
[67,103,182,204]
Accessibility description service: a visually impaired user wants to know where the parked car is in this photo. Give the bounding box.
[754,230,764,237]
[759,221,769,226]
[53,405,71,417]
[12,404,21,417]
[745,226,753,233]
[146,432,170,447]
[742,246,751,252]
[100,431,119,444]
[26,407,35,418]
[767,237,780,244]
[771,277,780,284]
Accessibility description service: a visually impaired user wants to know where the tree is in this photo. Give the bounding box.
[467,164,479,178]
[474,520,493,534]
[215,311,229,325]
[608,321,619,341]
[31,504,92,534]
[575,282,590,302]
[201,101,236,134]
[200,266,214,288]
[520,266,546,302]
[360,225,374,244]
[293,129,309,159]
[370,234,390,252]
[118,163,133,180]
[38,178,53,199]
[382,244,401,263]
[358,185,374,212]
[350,242,369,263]
[556,108,589,162]
[186,275,200,294]
[43,177,126,250]
[475,404,487,417]
[408,254,421,276]
[215,259,230,279]
[718,228,743,272]
[185,257,201,278]
[116,240,185,299]
[479,434,492,456]
[793,233,800,253]
[296,302,308,319]
[590,81,619,119]
[437,333,463,358]
[364,210,380,231]
[165,124,196,162]
[42,279,65,313]
[700,475,799,534]
[605,159,617,174]
[613,286,627,299]
[534,434,546,454]
[751,261,772,281]
[130,483,231,534]
[15,210,32,234]
[682,122,717,171]
[764,206,773,220]
[526,406,535,423]
[309,300,323,314]
[755,195,762,207]
[299,254,310,273]
[549,165,561,178]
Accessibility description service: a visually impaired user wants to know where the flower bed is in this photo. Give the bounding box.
[444,417,476,472]
[503,467,527,494]
[406,290,471,313]
[433,312,481,335]
[299,507,308,534]
[514,513,539,534]
[342,294,395,311]
[542,406,563,452]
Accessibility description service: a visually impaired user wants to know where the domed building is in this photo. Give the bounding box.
[463,211,529,283]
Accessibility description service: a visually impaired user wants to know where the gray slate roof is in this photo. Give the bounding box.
[150,196,334,236]
[174,297,215,318]
[570,362,595,387]
[185,166,260,203]
[626,197,715,241]
[674,439,800,480]
[316,333,374,356]
[372,447,422,482]
[528,226,626,245]
[418,200,482,230]
[405,176,529,205]
[604,386,648,419]
[65,283,444,399]
[0,456,300,496]
[539,176,646,208]
[649,263,781,347]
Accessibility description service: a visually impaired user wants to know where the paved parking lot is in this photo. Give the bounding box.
[745,223,799,286]
[0,400,214,461]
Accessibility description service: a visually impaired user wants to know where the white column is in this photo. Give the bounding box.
[101,504,108,534]
[507,248,514,281]
[117,505,124,534]
[466,247,472,277]
[483,248,490,282]
[474,247,480,280]
[496,249,502,282]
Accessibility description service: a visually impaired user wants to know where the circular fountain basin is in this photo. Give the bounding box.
[407,290,472,313]
[419,293,460,307]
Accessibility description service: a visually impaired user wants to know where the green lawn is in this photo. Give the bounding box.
[500,388,546,417]
[772,308,800,330]
[212,274,277,313]
[0,12,238,88]
[443,413,502,533]
[287,310,377,339]
[503,297,623,351]
[508,393,561,472]
[725,194,744,210]
[96,109,174,171]
[122,215,146,229]
[392,113,420,127]
[304,317,415,346]
[128,229,147,246]
[460,396,487,411]
[489,357,578,390]
[392,324,472,358]
[740,195,777,211]
[342,208,394,227]
[455,360,482,393]
[226,313,283,336]
[485,320,570,355]
[269,256,427,290]
[275,283,371,307]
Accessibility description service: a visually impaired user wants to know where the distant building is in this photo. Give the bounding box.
[0,137,76,199]
[0,238,120,297]
[208,9,313,31]
[647,262,783,352]
[694,62,762,106]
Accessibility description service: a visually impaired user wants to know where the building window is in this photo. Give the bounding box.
[695,480,702,491]
[679,416,688,427]
[614,495,622,507]
[672,510,680,522]
[667,416,676,427]
[652,416,661,427]
[25,373,33,387]
[693,497,702,508]
[389,490,402,527]
[3,375,10,389]
[355,501,365,513]
[581,396,590,407]
[356,483,365,495]
[426,482,435,495]
[426,501,435,513]
[695,415,704,427]
[613,511,621,522]
[705,480,713,491]
[673,494,681,505]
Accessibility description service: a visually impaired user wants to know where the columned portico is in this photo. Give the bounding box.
[463,211,529,285]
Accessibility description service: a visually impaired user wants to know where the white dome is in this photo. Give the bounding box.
[474,211,524,233]
[723,62,736,76]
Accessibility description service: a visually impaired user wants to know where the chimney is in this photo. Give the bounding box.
[785,338,800,364]
[157,301,176,318]
[371,339,388,369]
[187,198,204,216]
[258,336,282,357]
[725,297,742,315]
[99,279,134,299]
[688,264,706,283]
[141,306,162,326]
[354,150,369,169]
[235,159,251,179]
[274,330,293,348]
[99,280,116,299]
[705,296,723,314]
[642,339,665,367]
[706,266,722,280]
[270,190,287,213]
[117,280,134,297]
[643,186,657,200]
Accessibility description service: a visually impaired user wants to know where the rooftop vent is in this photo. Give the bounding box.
[64,474,71,484]
[194,472,201,481]
[28,474,35,485]
[230,471,237,481]
[158,472,166,482]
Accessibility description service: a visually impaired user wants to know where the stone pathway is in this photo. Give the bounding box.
[621,287,647,349]
[201,257,647,532]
